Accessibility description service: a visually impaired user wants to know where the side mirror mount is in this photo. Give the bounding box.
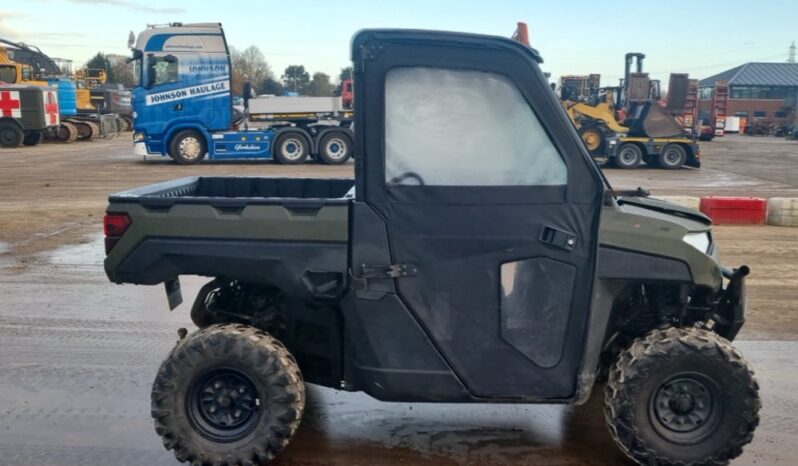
[146,54,156,89]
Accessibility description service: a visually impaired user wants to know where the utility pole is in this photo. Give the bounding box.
[789,41,796,63]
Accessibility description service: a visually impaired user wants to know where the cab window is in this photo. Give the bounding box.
[151,56,179,86]
[0,65,17,84]
[385,67,567,186]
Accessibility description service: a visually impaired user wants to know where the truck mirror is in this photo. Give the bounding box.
[146,55,156,89]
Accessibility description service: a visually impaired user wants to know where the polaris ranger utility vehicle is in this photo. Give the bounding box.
[104,29,759,466]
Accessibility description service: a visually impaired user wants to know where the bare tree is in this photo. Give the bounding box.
[230,45,273,92]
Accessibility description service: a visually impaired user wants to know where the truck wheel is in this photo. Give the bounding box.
[658,144,687,170]
[273,133,309,164]
[604,327,760,466]
[169,130,207,165]
[0,122,23,148]
[614,143,642,169]
[318,132,352,164]
[23,131,43,146]
[152,324,304,465]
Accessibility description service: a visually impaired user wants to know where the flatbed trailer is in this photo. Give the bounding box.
[606,135,700,169]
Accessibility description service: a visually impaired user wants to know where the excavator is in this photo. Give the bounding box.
[75,67,133,131]
[511,23,700,169]
[0,38,123,142]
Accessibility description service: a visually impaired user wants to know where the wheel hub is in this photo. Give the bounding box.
[188,368,260,442]
[325,138,347,159]
[653,377,713,433]
[179,137,202,160]
[281,138,302,159]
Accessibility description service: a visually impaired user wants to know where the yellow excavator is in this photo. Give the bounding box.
[0,38,124,141]
[511,23,700,169]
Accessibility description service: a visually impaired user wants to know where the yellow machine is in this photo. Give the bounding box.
[75,68,106,112]
[562,88,629,153]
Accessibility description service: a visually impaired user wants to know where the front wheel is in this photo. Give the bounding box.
[0,122,23,148]
[169,130,207,165]
[604,327,760,466]
[152,324,304,465]
[614,143,643,169]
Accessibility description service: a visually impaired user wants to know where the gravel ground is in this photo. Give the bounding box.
[0,134,796,465]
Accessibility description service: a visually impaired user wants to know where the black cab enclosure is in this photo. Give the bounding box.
[345,30,603,401]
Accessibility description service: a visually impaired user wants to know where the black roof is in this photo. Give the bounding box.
[699,62,798,87]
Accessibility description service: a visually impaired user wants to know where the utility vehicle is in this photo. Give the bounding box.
[105,29,759,466]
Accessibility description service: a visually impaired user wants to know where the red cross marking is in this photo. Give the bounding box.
[0,90,21,118]
[45,91,59,125]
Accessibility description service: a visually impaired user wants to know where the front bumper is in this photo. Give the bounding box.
[133,141,152,157]
[716,265,749,340]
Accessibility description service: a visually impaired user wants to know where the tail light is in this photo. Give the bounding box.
[104,213,131,254]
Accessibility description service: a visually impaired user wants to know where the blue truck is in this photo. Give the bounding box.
[129,23,353,165]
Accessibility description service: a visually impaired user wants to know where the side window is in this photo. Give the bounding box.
[385,67,566,186]
[152,57,179,85]
[0,65,17,84]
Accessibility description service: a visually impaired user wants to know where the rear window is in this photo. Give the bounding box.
[384,67,567,187]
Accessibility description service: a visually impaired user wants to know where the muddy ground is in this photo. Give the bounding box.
[0,134,797,465]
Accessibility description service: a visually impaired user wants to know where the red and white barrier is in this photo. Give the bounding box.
[699,197,767,225]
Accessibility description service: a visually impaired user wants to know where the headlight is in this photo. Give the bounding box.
[683,232,710,253]
[133,132,145,142]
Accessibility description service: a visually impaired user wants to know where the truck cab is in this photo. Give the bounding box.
[130,23,354,165]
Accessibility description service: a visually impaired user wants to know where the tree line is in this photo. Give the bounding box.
[230,45,351,97]
[82,46,352,98]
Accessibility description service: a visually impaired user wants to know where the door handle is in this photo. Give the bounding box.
[173,103,183,111]
[539,225,577,251]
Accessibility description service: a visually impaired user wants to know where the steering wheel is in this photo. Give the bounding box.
[389,171,426,186]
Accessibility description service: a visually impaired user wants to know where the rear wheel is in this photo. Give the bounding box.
[23,131,43,146]
[273,133,309,164]
[318,132,352,164]
[152,324,304,465]
[0,122,23,147]
[614,143,643,169]
[604,327,760,466]
[658,144,687,169]
[169,130,207,165]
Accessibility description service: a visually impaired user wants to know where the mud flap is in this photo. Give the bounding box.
[165,278,183,310]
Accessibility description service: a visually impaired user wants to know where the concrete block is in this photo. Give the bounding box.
[651,195,701,210]
[767,198,798,226]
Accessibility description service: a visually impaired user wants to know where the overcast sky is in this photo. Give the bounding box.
[1,0,795,86]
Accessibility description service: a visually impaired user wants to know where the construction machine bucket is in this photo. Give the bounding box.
[98,114,121,137]
[626,102,687,138]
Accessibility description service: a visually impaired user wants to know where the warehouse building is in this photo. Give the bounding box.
[698,62,798,127]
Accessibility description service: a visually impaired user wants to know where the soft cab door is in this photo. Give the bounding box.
[352,30,605,399]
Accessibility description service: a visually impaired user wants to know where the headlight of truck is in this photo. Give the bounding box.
[683,232,710,253]
[133,132,145,142]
